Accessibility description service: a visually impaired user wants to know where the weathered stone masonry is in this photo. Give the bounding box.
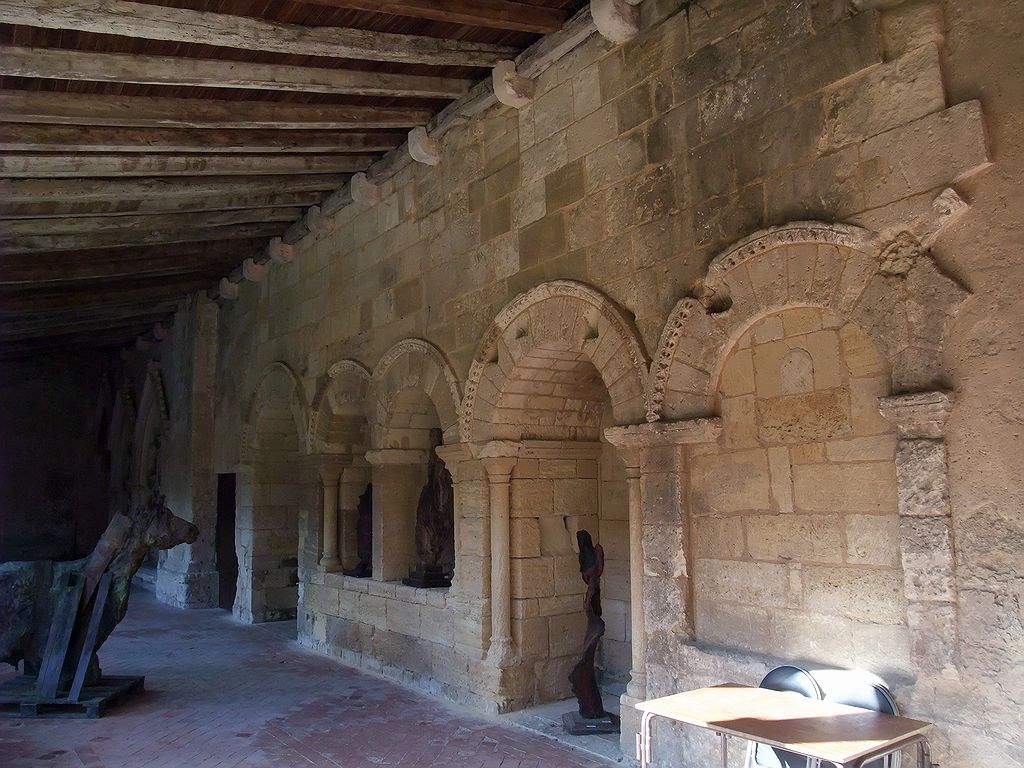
[143,0,1023,765]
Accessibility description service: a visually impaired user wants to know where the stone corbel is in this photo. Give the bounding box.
[350,172,380,207]
[152,322,167,341]
[304,205,334,236]
[591,0,640,45]
[492,60,535,109]
[879,391,960,677]
[218,277,239,300]
[408,126,441,166]
[242,257,269,283]
[268,237,294,265]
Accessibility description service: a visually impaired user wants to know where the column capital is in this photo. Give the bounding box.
[313,456,350,484]
[879,391,954,439]
[604,417,722,455]
[364,448,427,466]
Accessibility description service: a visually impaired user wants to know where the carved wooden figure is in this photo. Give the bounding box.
[403,428,454,588]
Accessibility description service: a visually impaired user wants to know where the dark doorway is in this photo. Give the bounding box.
[216,473,238,611]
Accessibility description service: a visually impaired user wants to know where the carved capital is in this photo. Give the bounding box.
[879,391,954,439]
[604,418,723,451]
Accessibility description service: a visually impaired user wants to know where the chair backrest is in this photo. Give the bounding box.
[811,670,901,768]
[750,666,823,768]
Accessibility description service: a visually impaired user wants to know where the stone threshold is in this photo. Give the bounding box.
[503,692,631,765]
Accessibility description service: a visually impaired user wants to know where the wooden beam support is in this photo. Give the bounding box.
[0,0,517,67]
[0,154,372,178]
[1,242,264,284]
[0,90,433,130]
[2,208,301,238]
[295,0,565,33]
[0,47,472,99]
[0,276,216,312]
[0,177,342,204]
[0,124,405,155]
[0,191,328,220]
[0,311,179,342]
[0,223,285,255]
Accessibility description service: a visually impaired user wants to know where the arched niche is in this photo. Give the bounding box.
[464,282,650,704]
[461,280,650,444]
[365,339,461,583]
[236,362,309,623]
[647,222,969,422]
[308,359,372,573]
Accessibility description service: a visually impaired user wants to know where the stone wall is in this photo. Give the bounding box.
[146,0,1023,764]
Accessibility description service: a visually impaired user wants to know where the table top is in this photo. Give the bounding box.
[637,684,932,764]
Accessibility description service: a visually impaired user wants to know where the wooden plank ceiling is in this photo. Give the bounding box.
[0,0,582,359]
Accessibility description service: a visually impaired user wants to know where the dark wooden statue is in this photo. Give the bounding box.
[0,496,198,714]
[562,529,619,735]
[343,483,373,578]
[403,428,454,588]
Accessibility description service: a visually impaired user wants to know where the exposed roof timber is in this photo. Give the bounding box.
[0,325,177,359]
[297,0,565,33]
[0,311,178,342]
[0,0,518,67]
[0,124,404,155]
[0,275,218,312]
[1,223,286,255]
[1,191,328,220]
[0,177,344,204]
[3,208,302,238]
[1,241,267,284]
[0,46,473,100]
[0,90,434,130]
[0,154,372,178]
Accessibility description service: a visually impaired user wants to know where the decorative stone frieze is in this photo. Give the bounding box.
[408,126,441,166]
[492,60,534,109]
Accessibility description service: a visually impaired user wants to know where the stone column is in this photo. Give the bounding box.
[318,461,344,571]
[605,417,722,758]
[880,391,960,677]
[479,442,519,667]
[365,448,427,582]
[435,442,471,590]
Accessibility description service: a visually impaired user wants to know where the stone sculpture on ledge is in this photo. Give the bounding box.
[343,483,373,578]
[563,529,619,735]
[0,496,198,716]
[403,428,454,588]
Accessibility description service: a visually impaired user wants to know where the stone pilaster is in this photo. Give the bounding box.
[604,417,722,758]
[317,461,346,572]
[880,391,960,677]
[365,448,428,582]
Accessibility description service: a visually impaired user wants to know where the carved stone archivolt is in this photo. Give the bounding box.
[460,280,651,443]
[368,338,462,447]
[647,221,970,422]
[240,361,308,463]
[308,359,371,455]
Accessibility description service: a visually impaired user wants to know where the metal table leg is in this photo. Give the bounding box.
[720,732,728,768]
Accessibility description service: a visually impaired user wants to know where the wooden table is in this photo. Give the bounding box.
[635,684,932,768]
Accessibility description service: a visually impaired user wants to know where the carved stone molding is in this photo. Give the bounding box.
[591,0,639,44]
[349,172,380,206]
[879,391,954,439]
[268,237,294,265]
[461,280,650,443]
[492,60,534,109]
[218,277,239,300]
[605,417,722,452]
[242,257,269,283]
[408,126,440,166]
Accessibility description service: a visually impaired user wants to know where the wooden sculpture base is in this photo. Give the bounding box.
[561,711,620,735]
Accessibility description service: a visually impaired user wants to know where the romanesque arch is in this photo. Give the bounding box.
[461,280,650,444]
[368,338,461,448]
[647,222,969,421]
[241,362,308,461]
[308,359,371,455]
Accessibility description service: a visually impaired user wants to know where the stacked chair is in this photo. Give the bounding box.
[744,666,902,768]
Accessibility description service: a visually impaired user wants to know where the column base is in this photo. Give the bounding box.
[486,637,515,668]
[619,692,644,763]
[320,556,341,572]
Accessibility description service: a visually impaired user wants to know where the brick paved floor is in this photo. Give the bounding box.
[0,589,613,768]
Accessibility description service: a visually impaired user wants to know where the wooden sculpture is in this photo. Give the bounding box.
[343,483,373,578]
[403,428,454,588]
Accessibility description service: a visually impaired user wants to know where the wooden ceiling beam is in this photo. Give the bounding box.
[0,0,517,67]
[0,124,405,155]
[0,90,433,129]
[296,0,565,34]
[0,177,342,204]
[1,243,260,284]
[0,153,371,178]
[1,46,472,99]
[0,326,171,359]
[0,311,177,342]
[1,191,327,220]
[0,274,218,312]
[3,208,301,238]
[1,223,285,255]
